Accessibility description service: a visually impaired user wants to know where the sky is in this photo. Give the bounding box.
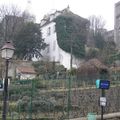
[0,0,120,30]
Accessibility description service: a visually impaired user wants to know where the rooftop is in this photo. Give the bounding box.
[17,66,36,74]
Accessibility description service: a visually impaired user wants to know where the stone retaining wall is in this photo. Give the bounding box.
[68,86,120,117]
[49,86,120,119]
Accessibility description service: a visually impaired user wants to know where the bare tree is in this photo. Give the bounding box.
[0,4,35,44]
[87,15,106,48]
[0,4,21,21]
[89,15,106,34]
[0,4,23,44]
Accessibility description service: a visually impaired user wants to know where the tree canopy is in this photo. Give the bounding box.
[88,15,106,49]
[14,22,47,60]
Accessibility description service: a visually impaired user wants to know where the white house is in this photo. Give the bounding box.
[40,7,85,69]
[16,66,36,80]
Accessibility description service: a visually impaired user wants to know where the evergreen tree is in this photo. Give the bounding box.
[14,22,47,60]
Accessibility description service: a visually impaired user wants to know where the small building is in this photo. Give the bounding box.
[16,66,36,80]
[77,59,109,81]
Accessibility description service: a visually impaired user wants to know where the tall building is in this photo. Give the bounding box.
[114,1,120,48]
[40,7,88,69]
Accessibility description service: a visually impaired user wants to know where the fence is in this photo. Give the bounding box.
[0,73,119,119]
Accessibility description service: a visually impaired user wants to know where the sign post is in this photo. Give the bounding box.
[96,79,110,120]
[101,89,105,120]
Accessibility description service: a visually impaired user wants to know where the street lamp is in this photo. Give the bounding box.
[1,41,15,120]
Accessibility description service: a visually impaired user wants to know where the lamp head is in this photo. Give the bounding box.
[1,41,15,59]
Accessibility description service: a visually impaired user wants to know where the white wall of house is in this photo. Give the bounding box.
[41,21,80,69]
[19,73,36,80]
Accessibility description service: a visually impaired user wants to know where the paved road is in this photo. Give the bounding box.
[69,112,120,120]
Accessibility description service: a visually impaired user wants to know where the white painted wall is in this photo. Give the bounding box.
[19,73,36,80]
[41,21,80,69]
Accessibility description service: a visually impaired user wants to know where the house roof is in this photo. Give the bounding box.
[78,59,108,72]
[17,66,36,74]
[40,7,89,27]
[88,59,108,69]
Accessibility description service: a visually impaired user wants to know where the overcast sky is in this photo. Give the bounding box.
[0,0,120,30]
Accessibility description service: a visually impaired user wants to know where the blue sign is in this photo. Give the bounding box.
[99,80,110,89]
[0,81,3,91]
[96,79,100,88]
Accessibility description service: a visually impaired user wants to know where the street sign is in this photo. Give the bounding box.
[100,97,106,106]
[96,79,110,89]
[99,80,110,89]
[0,82,3,91]
[96,79,100,88]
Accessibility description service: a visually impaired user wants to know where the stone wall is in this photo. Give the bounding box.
[69,86,120,117]
[51,86,120,118]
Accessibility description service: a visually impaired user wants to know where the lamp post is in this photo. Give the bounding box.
[1,41,15,120]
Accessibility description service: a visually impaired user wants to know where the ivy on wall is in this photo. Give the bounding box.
[54,12,89,58]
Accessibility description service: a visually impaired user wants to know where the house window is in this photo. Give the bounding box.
[46,46,50,53]
[59,54,63,62]
[47,27,51,36]
[53,41,56,50]
[53,25,56,33]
